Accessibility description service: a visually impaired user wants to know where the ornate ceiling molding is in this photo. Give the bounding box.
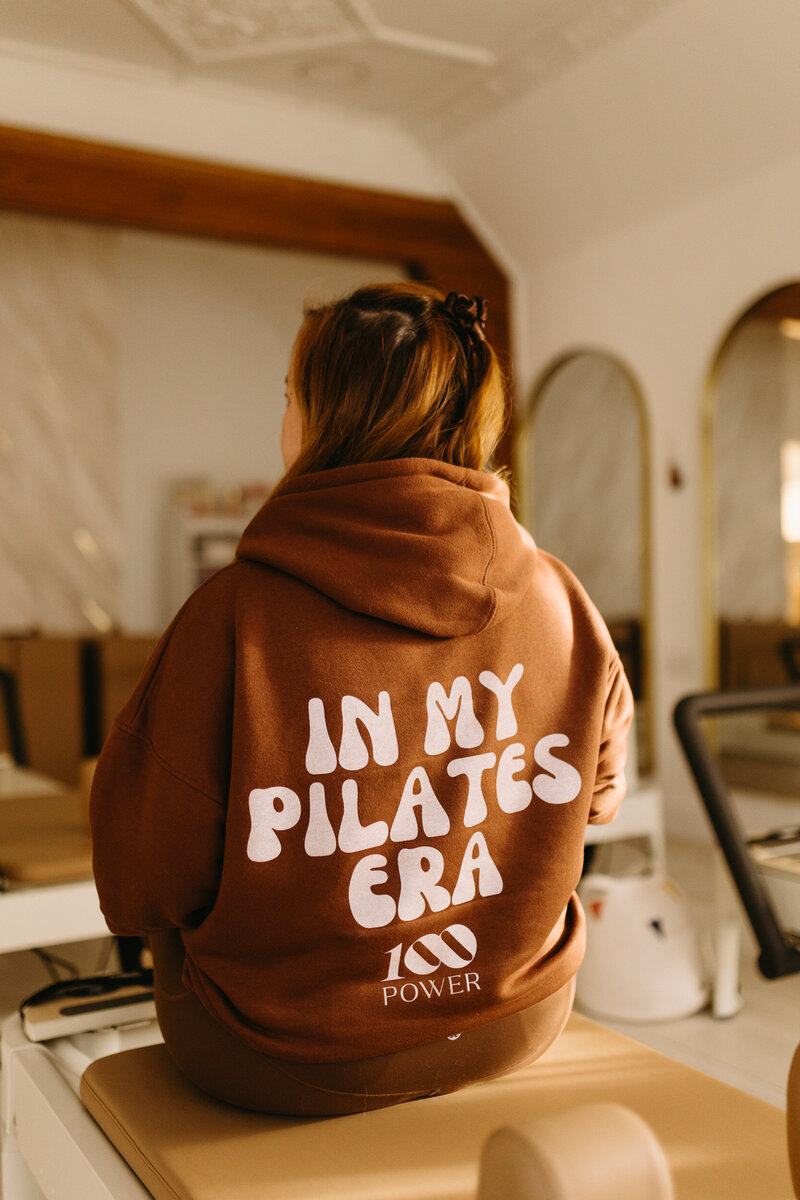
[126,0,496,67]
[2,0,682,141]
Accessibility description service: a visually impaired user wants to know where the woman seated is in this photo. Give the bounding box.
[90,282,633,1115]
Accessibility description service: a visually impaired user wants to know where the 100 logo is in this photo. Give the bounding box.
[383,924,477,981]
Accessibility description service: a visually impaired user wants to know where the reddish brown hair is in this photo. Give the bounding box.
[282,282,508,482]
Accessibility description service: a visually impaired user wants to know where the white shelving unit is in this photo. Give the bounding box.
[164,507,253,620]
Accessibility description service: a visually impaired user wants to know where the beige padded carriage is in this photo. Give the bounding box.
[80,1012,797,1200]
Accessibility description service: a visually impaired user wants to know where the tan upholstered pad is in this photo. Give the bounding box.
[0,791,93,883]
[80,1013,794,1200]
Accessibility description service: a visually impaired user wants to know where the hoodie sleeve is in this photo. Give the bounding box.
[588,650,635,825]
[90,571,236,936]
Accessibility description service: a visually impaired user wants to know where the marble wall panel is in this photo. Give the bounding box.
[0,213,120,633]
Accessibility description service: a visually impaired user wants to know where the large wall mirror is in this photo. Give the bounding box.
[523,351,652,775]
[0,125,511,639]
[0,211,404,632]
[705,282,800,811]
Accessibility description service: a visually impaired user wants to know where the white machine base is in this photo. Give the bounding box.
[1,1013,162,1200]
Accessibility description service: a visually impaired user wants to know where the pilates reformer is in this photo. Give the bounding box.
[1,713,798,1199]
[3,987,798,1200]
[3,815,799,1195]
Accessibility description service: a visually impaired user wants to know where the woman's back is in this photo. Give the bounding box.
[90,282,632,1109]
[92,456,630,1062]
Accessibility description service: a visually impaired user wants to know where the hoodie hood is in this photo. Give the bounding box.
[236,458,537,638]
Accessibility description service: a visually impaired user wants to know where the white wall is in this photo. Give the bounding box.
[0,49,447,197]
[438,0,800,266]
[436,0,800,838]
[442,152,800,837]
[118,233,403,629]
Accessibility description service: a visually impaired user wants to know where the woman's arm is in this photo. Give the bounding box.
[90,570,237,935]
[588,651,635,825]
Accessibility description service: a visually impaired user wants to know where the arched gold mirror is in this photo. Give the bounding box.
[523,350,652,775]
[704,282,800,801]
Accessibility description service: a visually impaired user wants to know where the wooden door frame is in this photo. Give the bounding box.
[0,124,514,470]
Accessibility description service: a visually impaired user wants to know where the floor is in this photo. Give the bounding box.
[0,839,798,1115]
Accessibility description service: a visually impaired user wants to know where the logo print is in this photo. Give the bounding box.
[383,924,477,981]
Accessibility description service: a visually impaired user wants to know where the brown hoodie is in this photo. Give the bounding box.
[90,458,633,1062]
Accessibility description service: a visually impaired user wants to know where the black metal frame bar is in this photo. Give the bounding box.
[779,636,800,683]
[674,686,800,979]
[0,667,27,767]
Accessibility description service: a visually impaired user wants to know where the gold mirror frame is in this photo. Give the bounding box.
[701,280,800,687]
[520,348,654,774]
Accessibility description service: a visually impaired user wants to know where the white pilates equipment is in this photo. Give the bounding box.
[1,1014,159,1200]
[577,732,708,1023]
[0,758,63,800]
[0,880,107,958]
